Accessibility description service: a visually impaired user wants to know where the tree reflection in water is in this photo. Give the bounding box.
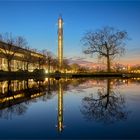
[81,79,129,124]
[0,103,28,120]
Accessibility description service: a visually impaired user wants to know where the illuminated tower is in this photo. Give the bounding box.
[58,15,63,70]
[57,80,64,132]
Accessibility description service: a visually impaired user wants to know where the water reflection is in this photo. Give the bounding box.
[81,78,129,124]
[55,78,87,132]
[57,79,64,132]
[0,77,140,134]
[0,79,47,119]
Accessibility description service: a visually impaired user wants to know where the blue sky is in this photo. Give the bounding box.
[0,0,140,64]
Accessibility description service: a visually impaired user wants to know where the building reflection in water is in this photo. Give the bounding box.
[0,78,51,119]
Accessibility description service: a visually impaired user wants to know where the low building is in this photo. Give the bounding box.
[0,41,47,72]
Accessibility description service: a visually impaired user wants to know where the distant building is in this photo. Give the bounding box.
[0,41,47,72]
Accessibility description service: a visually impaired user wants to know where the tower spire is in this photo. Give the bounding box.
[58,15,63,71]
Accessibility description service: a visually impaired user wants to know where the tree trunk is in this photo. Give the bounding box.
[27,63,29,71]
[24,62,26,70]
[39,63,41,69]
[48,59,50,74]
[105,79,110,109]
[7,60,11,72]
[26,79,29,89]
[48,78,51,94]
[38,58,41,69]
[107,56,111,72]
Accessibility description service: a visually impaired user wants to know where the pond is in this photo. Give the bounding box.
[0,77,140,139]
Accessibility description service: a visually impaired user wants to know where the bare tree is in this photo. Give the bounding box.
[0,33,28,72]
[38,56,46,69]
[82,27,128,72]
[23,47,40,71]
[113,63,124,72]
[62,58,70,72]
[51,58,59,71]
[42,49,56,73]
[70,63,80,72]
[23,48,32,71]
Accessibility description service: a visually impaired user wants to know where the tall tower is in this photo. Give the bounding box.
[58,15,63,71]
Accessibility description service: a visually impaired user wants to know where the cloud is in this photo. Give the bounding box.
[66,56,105,68]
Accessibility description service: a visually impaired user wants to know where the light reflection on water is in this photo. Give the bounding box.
[0,78,140,139]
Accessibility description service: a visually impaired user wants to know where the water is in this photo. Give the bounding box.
[0,78,140,139]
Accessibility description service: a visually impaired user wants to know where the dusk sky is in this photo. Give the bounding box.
[0,0,140,65]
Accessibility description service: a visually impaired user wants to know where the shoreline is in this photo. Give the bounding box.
[0,71,140,80]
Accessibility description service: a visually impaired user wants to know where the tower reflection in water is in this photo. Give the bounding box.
[56,79,64,132]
